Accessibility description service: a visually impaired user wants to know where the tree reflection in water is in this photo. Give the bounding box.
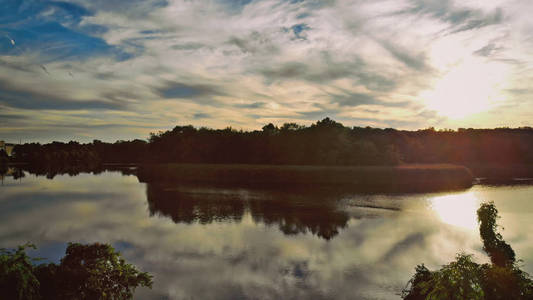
[146,184,350,240]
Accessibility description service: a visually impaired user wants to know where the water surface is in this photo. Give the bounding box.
[1,170,532,299]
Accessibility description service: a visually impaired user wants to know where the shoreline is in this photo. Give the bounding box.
[6,162,533,189]
[137,163,474,192]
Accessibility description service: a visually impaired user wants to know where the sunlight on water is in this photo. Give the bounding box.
[429,192,480,230]
[3,171,533,299]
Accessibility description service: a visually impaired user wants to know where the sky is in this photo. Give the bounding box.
[1,0,532,143]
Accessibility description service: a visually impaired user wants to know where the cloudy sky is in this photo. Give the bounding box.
[1,0,532,142]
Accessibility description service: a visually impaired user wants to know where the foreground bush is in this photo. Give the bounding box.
[402,202,533,299]
[0,242,152,300]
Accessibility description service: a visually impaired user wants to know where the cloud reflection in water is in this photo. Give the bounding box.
[2,172,532,299]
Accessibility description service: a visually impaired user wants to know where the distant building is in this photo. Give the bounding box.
[0,141,15,156]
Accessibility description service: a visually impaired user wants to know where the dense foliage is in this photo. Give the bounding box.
[0,244,40,299]
[402,202,533,300]
[0,242,152,300]
[477,203,516,268]
[147,118,401,165]
[9,118,533,166]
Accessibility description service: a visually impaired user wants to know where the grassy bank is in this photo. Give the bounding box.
[137,163,473,192]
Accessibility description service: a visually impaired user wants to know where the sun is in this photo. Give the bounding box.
[421,60,508,119]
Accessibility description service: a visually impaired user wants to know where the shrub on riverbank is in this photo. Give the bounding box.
[0,242,152,300]
[402,202,533,299]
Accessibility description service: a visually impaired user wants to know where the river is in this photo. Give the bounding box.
[1,169,532,299]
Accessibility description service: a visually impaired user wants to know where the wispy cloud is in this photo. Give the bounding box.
[1,0,532,142]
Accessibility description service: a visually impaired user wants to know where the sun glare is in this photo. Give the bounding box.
[429,192,480,231]
[421,60,508,119]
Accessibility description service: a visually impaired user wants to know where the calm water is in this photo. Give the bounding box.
[1,170,533,299]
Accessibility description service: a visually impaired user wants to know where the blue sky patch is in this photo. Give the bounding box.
[0,0,130,62]
[291,23,310,39]
[217,0,254,13]
[161,82,223,99]
[162,83,205,98]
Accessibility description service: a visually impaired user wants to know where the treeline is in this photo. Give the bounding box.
[10,140,148,166]
[9,118,533,166]
[11,141,101,167]
[148,118,401,165]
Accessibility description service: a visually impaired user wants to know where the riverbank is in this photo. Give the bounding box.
[468,164,533,184]
[137,163,474,192]
[8,162,532,189]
